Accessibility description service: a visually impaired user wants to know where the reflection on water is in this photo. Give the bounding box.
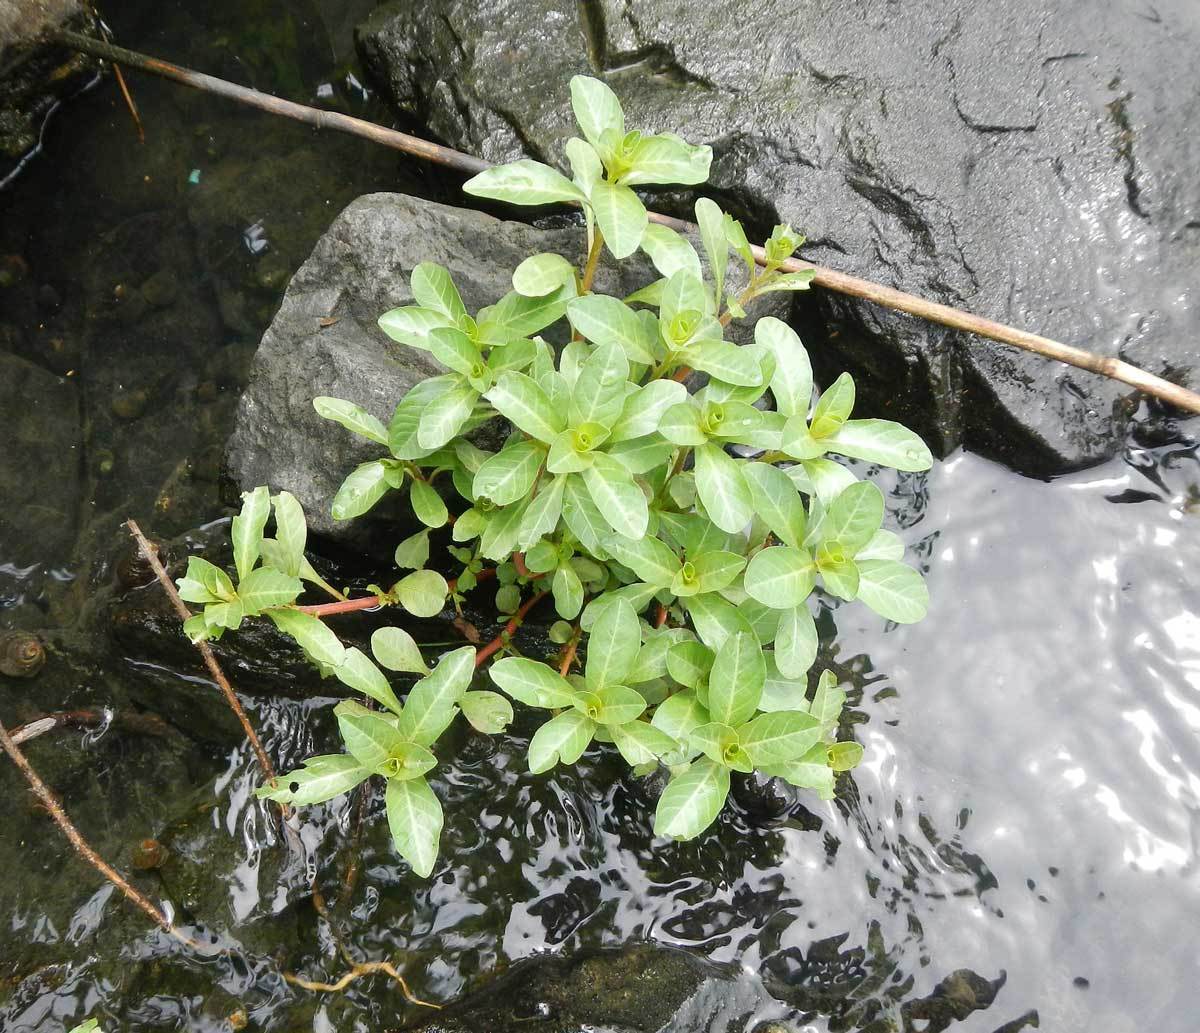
[1,1,1199,1031]
[3,438,1194,1032]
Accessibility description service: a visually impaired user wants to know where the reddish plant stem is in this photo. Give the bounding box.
[655,603,669,628]
[126,520,277,787]
[474,589,550,667]
[557,631,580,677]
[296,567,500,617]
[296,594,386,617]
[512,552,531,579]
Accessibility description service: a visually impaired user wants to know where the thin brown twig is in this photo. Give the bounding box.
[125,520,277,786]
[111,62,145,143]
[340,779,372,900]
[9,708,173,746]
[52,27,1200,416]
[0,716,203,950]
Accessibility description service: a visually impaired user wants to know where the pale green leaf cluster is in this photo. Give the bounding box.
[191,75,933,873]
[257,645,482,876]
[178,487,308,643]
[463,76,712,260]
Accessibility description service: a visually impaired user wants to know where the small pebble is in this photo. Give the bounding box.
[141,268,179,308]
[131,838,169,870]
[37,283,62,310]
[112,386,151,421]
[0,254,29,287]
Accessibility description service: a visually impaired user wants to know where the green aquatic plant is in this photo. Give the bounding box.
[179,75,932,876]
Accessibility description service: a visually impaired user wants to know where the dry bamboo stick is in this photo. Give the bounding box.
[54,28,1200,415]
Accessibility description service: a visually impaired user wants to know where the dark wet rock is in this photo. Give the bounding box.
[139,267,180,309]
[0,692,221,957]
[35,281,60,310]
[225,191,784,550]
[358,0,1200,476]
[185,144,397,337]
[151,776,309,952]
[0,352,81,574]
[901,968,1009,1033]
[0,1,97,169]
[732,771,800,821]
[408,945,724,1033]
[109,586,327,729]
[110,385,151,421]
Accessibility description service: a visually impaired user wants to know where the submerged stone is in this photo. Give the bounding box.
[408,945,725,1033]
[357,0,1200,475]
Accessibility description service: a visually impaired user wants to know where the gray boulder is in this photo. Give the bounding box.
[224,191,782,548]
[357,0,1200,475]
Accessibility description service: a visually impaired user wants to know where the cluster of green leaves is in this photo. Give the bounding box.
[257,641,498,877]
[186,75,932,876]
[179,485,451,637]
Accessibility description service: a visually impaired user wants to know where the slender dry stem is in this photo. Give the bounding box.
[54,26,1200,415]
[291,883,441,1007]
[125,520,277,786]
[111,62,145,143]
[0,716,201,949]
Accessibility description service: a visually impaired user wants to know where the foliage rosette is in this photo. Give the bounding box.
[181,75,932,875]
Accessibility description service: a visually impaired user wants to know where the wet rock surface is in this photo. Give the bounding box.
[0,352,81,570]
[0,0,97,172]
[407,945,720,1033]
[358,0,1200,475]
[224,190,786,550]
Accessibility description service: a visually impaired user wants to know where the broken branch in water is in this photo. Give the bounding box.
[110,62,145,143]
[0,715,201,950]
[290,879,441,1008]
[125,519,278,788]
[9,708,173,746]
[284,960,441,1007]
[50,27,1200,416]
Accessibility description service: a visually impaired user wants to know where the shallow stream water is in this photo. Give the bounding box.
[1,4,1197,1032]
